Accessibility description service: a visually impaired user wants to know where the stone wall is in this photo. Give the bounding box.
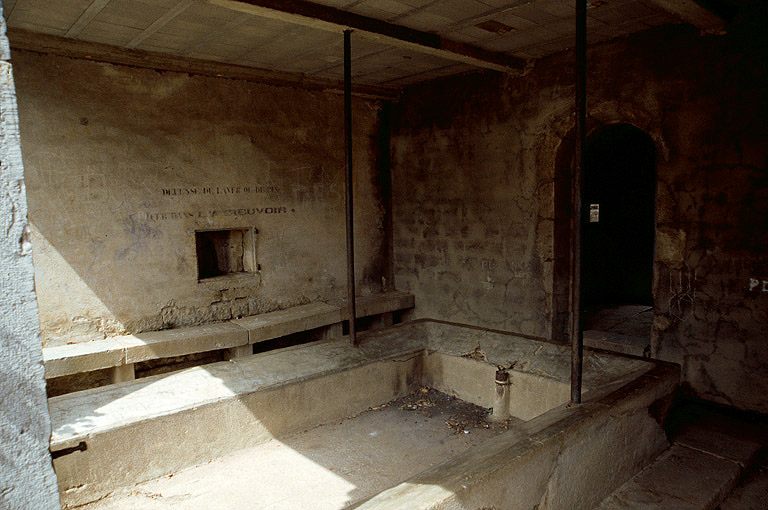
[14,50,390,346]
[391,12,768,412]
[0,8,60,508]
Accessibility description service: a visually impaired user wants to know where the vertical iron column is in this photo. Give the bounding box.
[344,29,358,346]
[571,0,587,404]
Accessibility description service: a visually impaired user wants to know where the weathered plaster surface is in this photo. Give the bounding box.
[392,12,768,412]
[0,8,60,509]
[14,50,390,346]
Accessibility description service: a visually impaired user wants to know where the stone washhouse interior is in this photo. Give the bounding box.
[0,0,766,509]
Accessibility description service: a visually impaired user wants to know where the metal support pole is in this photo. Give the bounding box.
[344,29,358,346]
[571,0,587,404]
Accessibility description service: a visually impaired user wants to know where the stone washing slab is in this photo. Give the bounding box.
[47,319,652,448]
[232,302,341,344]
[596,444,744,510]
[49,325,428,507]
[118,322,248,364]
[48,319,654,450]
[339,291,415,320]
[42,293,415,380]
[43,338,125,379]
[48,320,673,508]
[420,320,651,389]
[48,323,425,449]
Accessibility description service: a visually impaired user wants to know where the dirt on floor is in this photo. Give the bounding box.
[365,386,519,434]
[80,387,520,510]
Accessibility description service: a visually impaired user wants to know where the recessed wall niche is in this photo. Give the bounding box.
[195,228,256,280]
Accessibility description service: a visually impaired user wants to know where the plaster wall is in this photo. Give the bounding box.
[14,50,390,346]
[391,16,768,412]
[0,9,60,509]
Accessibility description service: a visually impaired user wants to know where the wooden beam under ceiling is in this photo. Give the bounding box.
[207,0,528,74]
[6,29,399,101]
[644,0,726,33]
[126,0,196,48]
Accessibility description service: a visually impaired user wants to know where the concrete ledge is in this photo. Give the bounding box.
[233,302,341,344]
[584,329,650,357]
[43,292,415,381]
[49,320,670,508]
[119,322,248,364]
[340,291,415,320]
[43,338,125,379]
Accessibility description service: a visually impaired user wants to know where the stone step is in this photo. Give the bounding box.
[719,470,768,510]
[48,319,656,509]
[596,429,762,510]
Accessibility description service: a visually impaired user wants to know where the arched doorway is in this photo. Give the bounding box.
[552,123,656,347]
[582,124,656,310]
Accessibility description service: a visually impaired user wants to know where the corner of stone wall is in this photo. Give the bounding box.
[0,5,60,508]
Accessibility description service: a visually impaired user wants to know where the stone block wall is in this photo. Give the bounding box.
[0,6,60,508]
[391,14,768,412]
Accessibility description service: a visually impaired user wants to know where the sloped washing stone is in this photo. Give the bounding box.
[43,293,414,383]
[117,322,248,363]
[339,291,415,320]
[232,302,341,344]
[43,338,125,379]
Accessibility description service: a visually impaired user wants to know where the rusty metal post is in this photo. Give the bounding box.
[571,0,587,404]
[344,29,358,346]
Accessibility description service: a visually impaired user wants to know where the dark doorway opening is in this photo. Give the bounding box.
[581,124,656,340]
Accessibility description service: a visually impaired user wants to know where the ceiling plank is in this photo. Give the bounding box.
[5,0,21,23]
[207,0,528,73]
[65,0,112,38]
[180,15,250,56]
[642,0,725,33]
[432,0,539,34]
[126,0,196,49]
[7,28,399,100]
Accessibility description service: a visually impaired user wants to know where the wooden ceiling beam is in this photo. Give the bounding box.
[7,29,400,101]
[207,0,528,74]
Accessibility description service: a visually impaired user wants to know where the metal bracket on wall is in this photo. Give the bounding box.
[50,441,87,460]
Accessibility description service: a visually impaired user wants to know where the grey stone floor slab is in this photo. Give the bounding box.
[674,426,761,467]
[597,445,743,510]
[719,470,768,510]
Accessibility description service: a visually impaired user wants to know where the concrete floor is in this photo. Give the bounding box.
[582,304,654,357]
[720,471,768,510]
[80,389,519,510]
[584,304,653,339]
